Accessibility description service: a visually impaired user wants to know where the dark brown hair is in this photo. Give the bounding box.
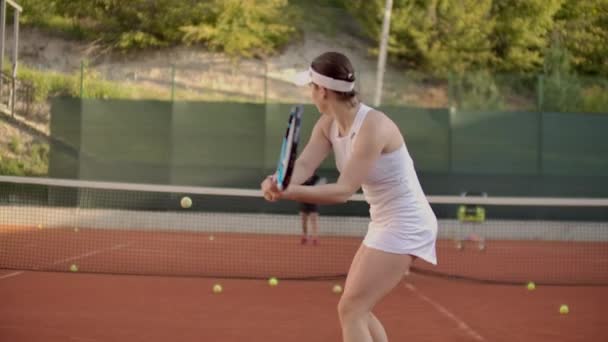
[311,51,357,102]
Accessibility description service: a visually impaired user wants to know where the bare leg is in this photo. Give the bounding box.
[309,212,319,244]
[368,313,388,342]
[300,212,308,244]
[338,245,412,342]
[341,246,389,342]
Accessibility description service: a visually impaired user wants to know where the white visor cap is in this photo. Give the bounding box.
[293,67,355,92]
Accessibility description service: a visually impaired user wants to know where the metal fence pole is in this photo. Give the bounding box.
[80,61,84,98]
[264,61,268,105]
[0,0,6,104]
[11,9,18,117]
[537,74,544,111]
[171,64,175,102]
[537,74,544,175]
[373,0,393,107]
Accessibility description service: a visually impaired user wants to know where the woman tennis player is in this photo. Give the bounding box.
[261,51,437,342]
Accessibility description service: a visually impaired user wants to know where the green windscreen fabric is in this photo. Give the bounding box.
[48,97,81,179]
[171,102,266,187]
[48,97,82,206]
[451,110,540,174]
[380,106,450,173]
[542,112,608,177]
[47,98,608,199]
[79,99,172,184]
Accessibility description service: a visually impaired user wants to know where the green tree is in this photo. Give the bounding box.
[17,0,58,25]
[394,0,495,74]
[181,0,294,58]
[54,0,210,49]
[491,0,563,72]
[346,0,495,74]
[554,0,608,76]
[342,0,384,40]
[541,41,583,112]
[20,0,293,55]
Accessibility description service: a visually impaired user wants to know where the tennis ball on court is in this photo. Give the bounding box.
[559,304,569,314]
[527,282,536,291]
[455,241,463,250]
[74,228,79,233]
[209,235,215,241]
[212,284,223,294]
[332,284,343,294]
[180,196,192,209]
[69,264,78,272]
[37,224,43,229]
[268,277,279,287]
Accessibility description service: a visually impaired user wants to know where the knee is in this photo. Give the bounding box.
[338,296,368,324]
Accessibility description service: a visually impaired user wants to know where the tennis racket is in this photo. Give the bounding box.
[275,105,303,191]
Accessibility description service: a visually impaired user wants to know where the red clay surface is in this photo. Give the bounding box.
[2,224,608,341]
[2,225,608,284]
[1,270,607,342]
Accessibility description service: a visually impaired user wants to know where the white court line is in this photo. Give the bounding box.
[404,282,485,342]
[1,243,131,281]
[44,243,131,267]
[0,271,24,279]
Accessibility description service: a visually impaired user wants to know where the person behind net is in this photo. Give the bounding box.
[261,51,437,342]
[299,173,325,245]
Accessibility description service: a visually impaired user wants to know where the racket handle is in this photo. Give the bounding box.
[272,173,284,191]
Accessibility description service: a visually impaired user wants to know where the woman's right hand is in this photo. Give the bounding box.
[260,174,281,202]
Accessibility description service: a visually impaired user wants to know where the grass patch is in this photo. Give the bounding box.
[0,137,49,176]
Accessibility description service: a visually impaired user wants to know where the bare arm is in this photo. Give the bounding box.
[281,111,389,204]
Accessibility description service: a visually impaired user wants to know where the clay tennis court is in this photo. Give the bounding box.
[2,223,608,342]
[2,178,607,341]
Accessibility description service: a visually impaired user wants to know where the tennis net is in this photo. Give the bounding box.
[1,176,607,285]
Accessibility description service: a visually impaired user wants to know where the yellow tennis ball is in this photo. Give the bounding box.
[268,277,279,287]
[69,264,78,272]
[559,305,569,314]
[332,284,343,294]
[212,284,223,294]
[37,224,43,229]
[180,196,192,209]
[455,240,463,251]
[527,282,536,291]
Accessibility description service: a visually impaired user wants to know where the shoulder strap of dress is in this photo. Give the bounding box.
[351,103,372,137]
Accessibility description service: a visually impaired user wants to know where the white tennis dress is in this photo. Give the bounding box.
[330,103,438,264]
